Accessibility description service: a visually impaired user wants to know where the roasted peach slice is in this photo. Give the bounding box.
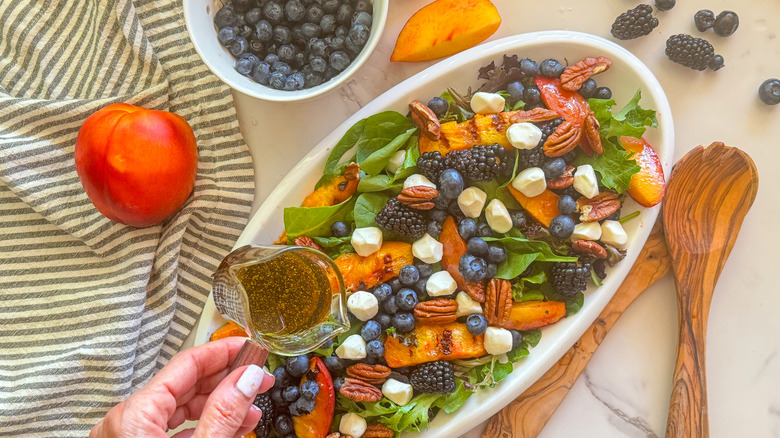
[293,357,335,438]
[498,301,567,331]
[619,136,666,207]
[507,185,561,228]
[334,241,412,292]
[384,322,486,368]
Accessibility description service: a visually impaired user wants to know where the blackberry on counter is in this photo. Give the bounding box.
[375,198,427,240]
[417,151,447,182]
[610,4,658,40]
[443,144,512,182]
[409,360,456,394]
[665,34,716,71]
[550,259,592,299]
[253,393,275,438]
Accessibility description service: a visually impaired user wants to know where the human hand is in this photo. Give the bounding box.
[89,337,275,438]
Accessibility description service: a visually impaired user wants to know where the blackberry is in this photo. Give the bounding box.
[517,145,545,169]
[375,198,427,240]
[253,393,275,438]
[409,361,456,394]
[537,118,564,146]
[416,151,447,183]
[550,259,592,299]
[665,34,715,71]
[444,144,512,182]
[610,4,658,40]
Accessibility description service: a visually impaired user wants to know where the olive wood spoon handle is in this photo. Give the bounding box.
[483,218,671,438]
[662,142,758,438]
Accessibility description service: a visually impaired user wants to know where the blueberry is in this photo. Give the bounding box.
[301,22,321,39]
[286,354,310,377]
[427,96,449,118]
[218,26,237,45]
[348,23,370,46]
[361,320,382,341]
[382,295,398,314]
[387,277,403,293]
[320,14,337,33]
[486,262,497,279]
[487,243,507,264]
[654,0,675,11]
[412,277,428,295]
[285,72,305,90]
[333,376,345,393]
[237,24,253,39]
[392,312,415,333]
[328,35,346,52]
[278,45,296,63]
[447,200,465,222]
[233,0,253,12]
[414,260,434,278]
[323,355,345,373]
[477,222,493,237]
[248,38,265,56]
[694,9,716,32]
[272,60,292,75]
[354,0,372,13]
[300,380,319,400]
[294,397,316,415]
[272,26,290,45]
[372,283,393,302]
[509,210,527,229]
[310,38,329,57]
[285,0,305,21]
[321,0,339,13]
[519,58,539,77]
[539,59,563,78]
[459,254,487,282]
[396,288,419,311]
[595,87,612,100]
[759,78,780,105]
[549,215,575,239]
[714,11,739,37]
[336,3,353,24]
[507,81,525,103]
[306,4,324,23]
[523,86,541,105]
[510,330,524,349]
[366,339,385,359]
[458,218,477,240]
[708,55,725,71]
[235,55,257,75]
[353,11,372,28]
[303,71,324,87]
[542,158,566,179]
[578,78,597,99]
[282,385,300,402]
[466,314,488,335]
[273,366,290,389]
[558,195,577,215]
[399,265,420,286]
[344,32,362,54]
[270,387,286,405]
[275,415,295,435]
[439,169,465,199]
[425,220,442,238]
[374,313,392,330]
[264,53,279,64]
[214,6,238,29]
[228,37,249,57]
[330,220,349,237]
[263,1,284,24]
[307,55,326,73]
[467,237,489,257]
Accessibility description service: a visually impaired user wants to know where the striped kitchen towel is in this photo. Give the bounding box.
[0,0,255,435]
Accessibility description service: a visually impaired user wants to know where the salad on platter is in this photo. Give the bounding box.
[211,53,665,438]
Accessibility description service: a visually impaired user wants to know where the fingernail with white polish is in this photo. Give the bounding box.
[236,364,265,398]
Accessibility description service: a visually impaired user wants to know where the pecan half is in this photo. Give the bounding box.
[294,236,322,251]
[484,279,512,326]
[339,378,383,402]
[409,100,441,141]
[577,192,621,222]
[464,282,486,303]
[561,56,612,91]
[413,298,458,324]
[364,424,394,438]
[326,434,352,438]
[543,120,582,157]
[572,240,608,259]
[583,111,603,155]
[548,166,575,190]
[346,363,392,385]
[508,107,560,123]
[397,186,439,210]
[344,162,360,181]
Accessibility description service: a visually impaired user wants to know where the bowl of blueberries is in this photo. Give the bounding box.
[184,0,388,101]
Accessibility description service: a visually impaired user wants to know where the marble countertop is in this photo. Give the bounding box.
[200,0,780,436]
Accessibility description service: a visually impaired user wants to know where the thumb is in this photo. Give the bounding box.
[192,364,273,438]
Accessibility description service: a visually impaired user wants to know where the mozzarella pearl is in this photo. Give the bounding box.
[470,91,505,114]
[339,413,367,438]
[457,186,487,218]
[381,378,414,406]
[347,291,379,321]
[456,291,483,317]
[485,198,513,233]
[484,327,513,355]
[335,334,367,360]
[571,221,602,241]
[512,167,547,198]
[351,227,383,257]
[573,164,599,199]
[506,122,543,150]
[601,220,628,247]
[426,271,458,297]
[403,173,436,190]
[412,233,444,264]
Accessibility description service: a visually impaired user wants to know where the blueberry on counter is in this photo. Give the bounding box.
[759,79,780,105]
[655,0,675,11]
[694,10,716,32]
[713,11,739,37]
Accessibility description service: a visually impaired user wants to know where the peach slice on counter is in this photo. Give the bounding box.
[391,0,501,62]
[619,136,666,207]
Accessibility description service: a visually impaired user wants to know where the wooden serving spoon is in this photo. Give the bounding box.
[483,218,671,438]
[663,142,758,437]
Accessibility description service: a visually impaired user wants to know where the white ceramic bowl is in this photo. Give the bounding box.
[194,31,674,437]
[183,0,388,101]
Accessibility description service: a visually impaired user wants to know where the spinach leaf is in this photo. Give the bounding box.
[391,139,420,182]
[353,193,390,228]
[575,139,641,194]
[483,236,577,279]
[358,174,403,193]
[310,235,354,259]
[283,197,355,242]
[360,128,417,175]
[522,328,542,347]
